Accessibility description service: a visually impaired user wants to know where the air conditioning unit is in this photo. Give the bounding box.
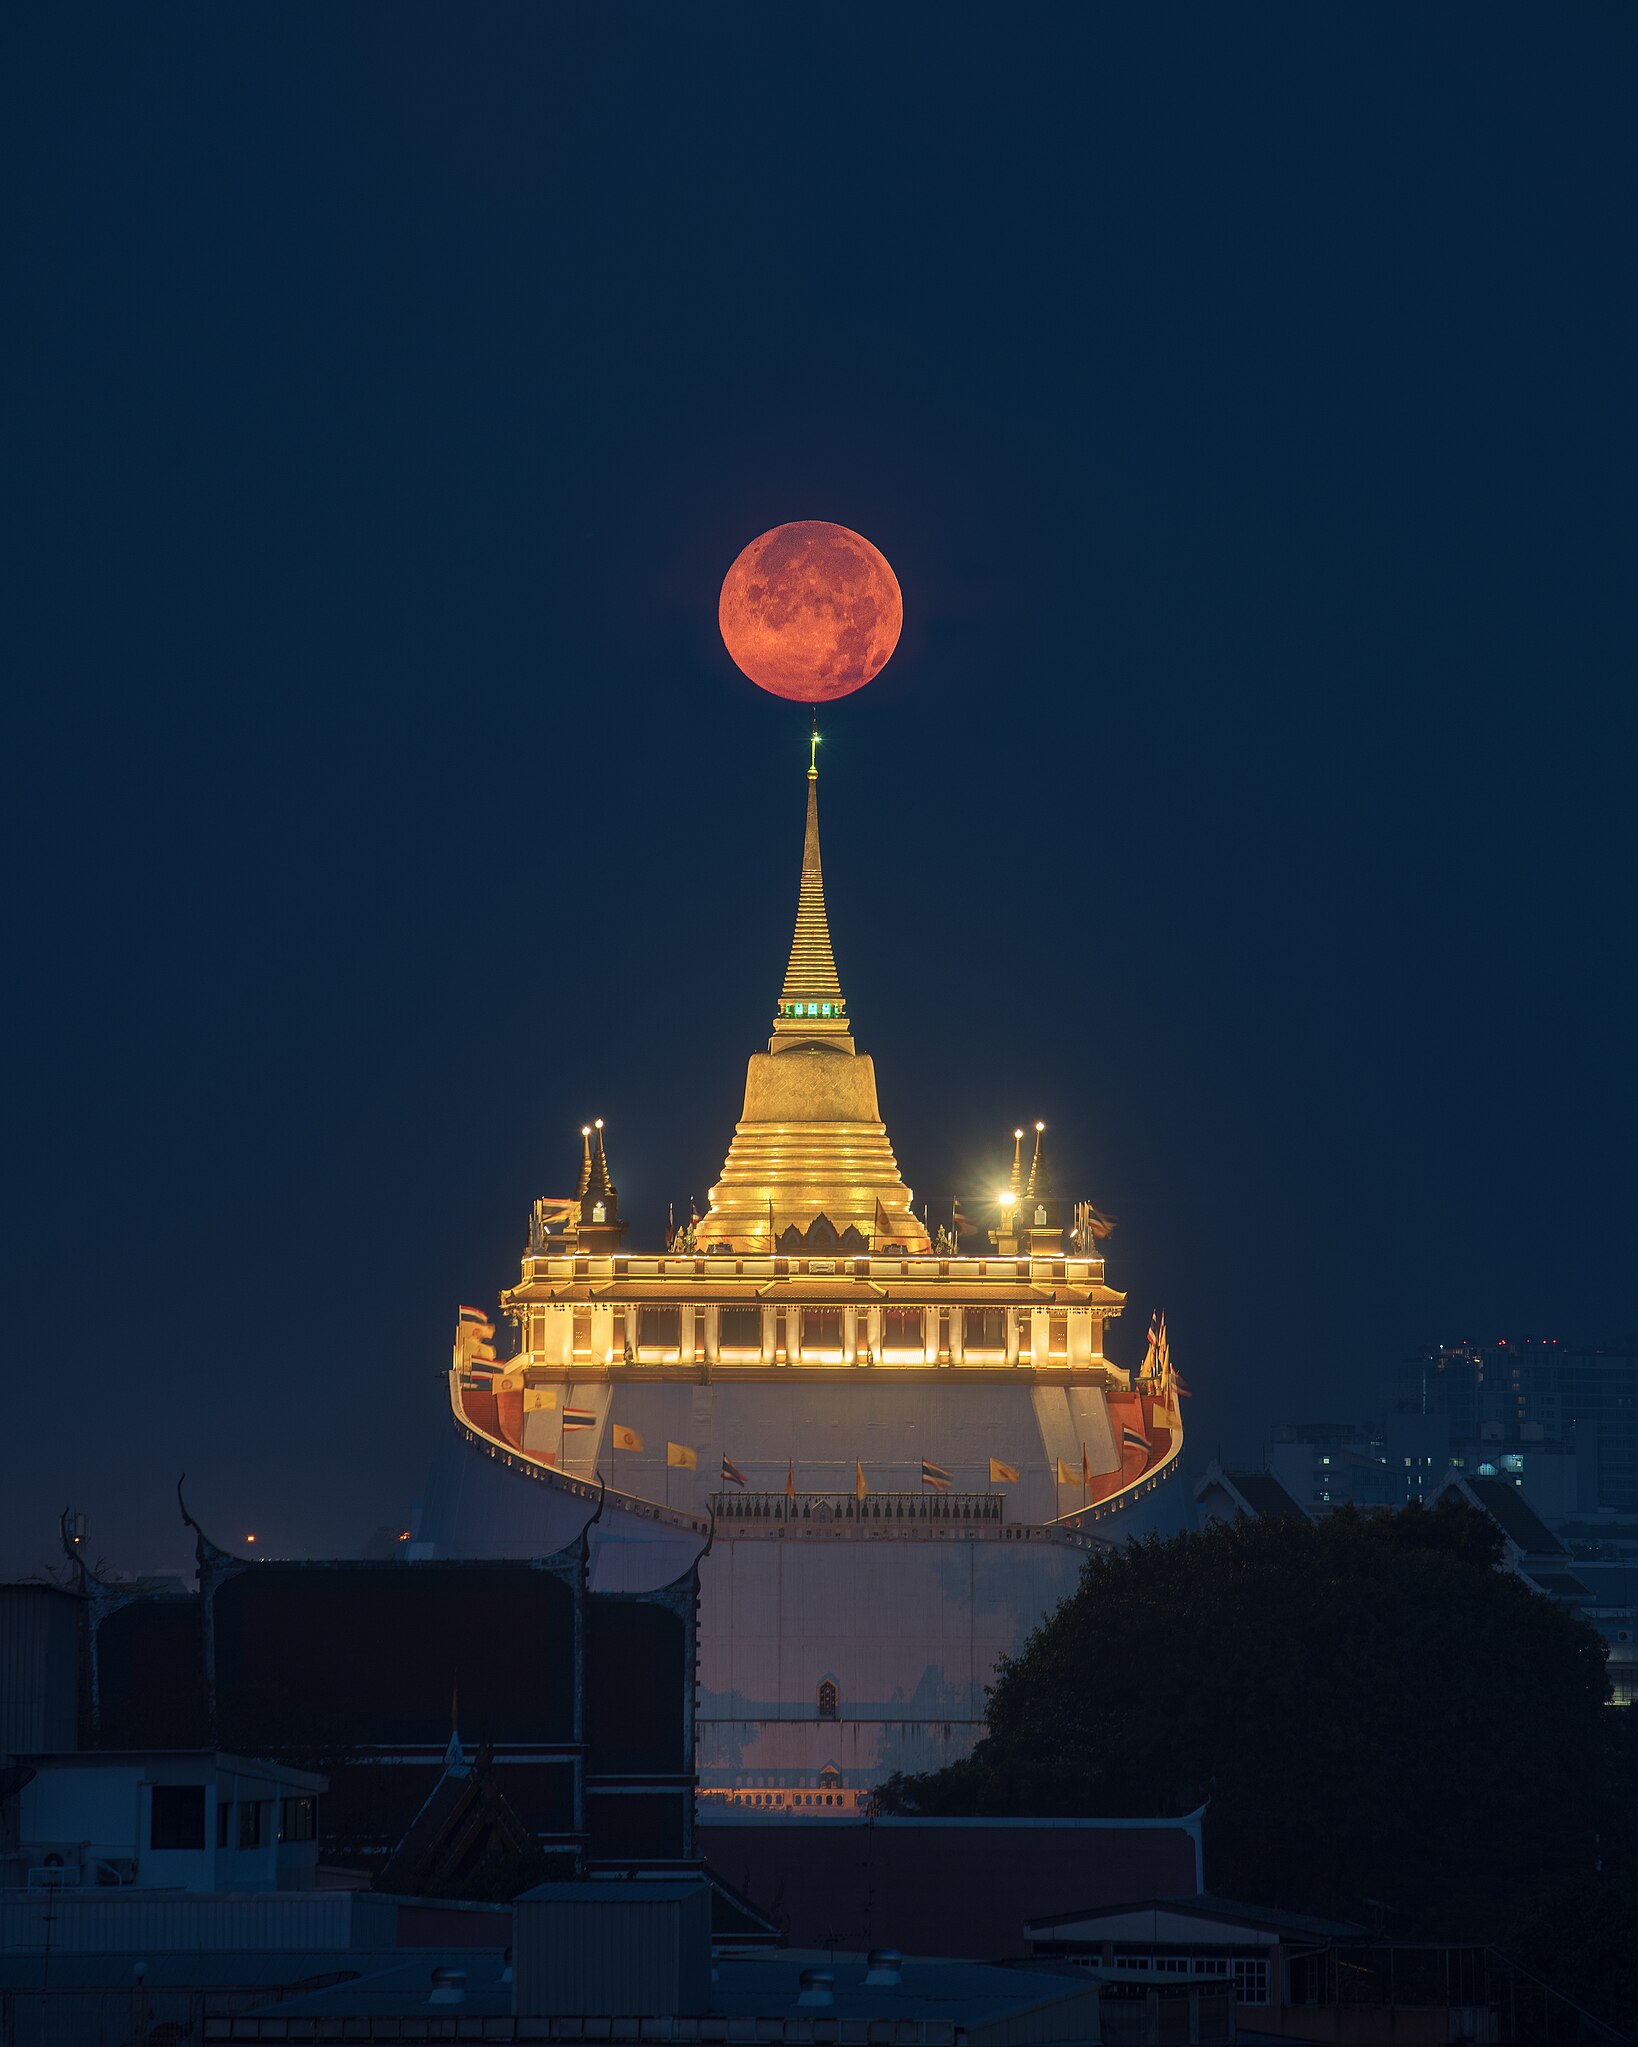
[27,1863,82,1890]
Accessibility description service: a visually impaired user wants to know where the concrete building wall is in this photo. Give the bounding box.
[514,1884,712,2018]
[0,1892,354,1953]
[0,1586,80,1764]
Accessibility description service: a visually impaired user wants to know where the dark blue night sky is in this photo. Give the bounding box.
[5,6,1635,1571]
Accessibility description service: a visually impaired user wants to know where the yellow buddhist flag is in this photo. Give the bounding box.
[786,1458,795,1499]
[989,1457,1020,1485]
[523,1388,558,1413]
[611,1424,643,1452]
[666,1441,697,1470]
[855,1458,869,1500]
[1056,1457,1076,1486]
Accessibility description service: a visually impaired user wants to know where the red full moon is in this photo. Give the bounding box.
[718,521,903,702]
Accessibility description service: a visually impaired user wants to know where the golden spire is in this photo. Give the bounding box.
[774,719,849,1042]
[698,727,929,1253]
[1026,1121,1047,1198]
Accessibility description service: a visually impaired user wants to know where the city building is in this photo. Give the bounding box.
[1253,1339,1638,1530]
[695,1812,1204,1955]
[3,1750,325,1894]
[1393,1338,1638,1519]
[16,1493,703,1875]
[1023,1898,1622,2046]
[417,743,1187,1806]
[1266,1422,1400,1513]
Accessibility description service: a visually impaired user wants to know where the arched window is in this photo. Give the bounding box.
[817,1679,838,1721]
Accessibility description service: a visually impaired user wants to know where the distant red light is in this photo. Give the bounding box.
[245,1533,256,1544]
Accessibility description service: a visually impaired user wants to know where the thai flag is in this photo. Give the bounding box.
[1122,1425,1152,1455]
[721,1455,747,1488]
[562,1406,597,1431]
[921,1458,952,1493]
[459,1305,490,1324]
[466,1359,501,1381]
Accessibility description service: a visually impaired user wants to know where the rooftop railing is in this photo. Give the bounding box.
[711,1490,1004,1530]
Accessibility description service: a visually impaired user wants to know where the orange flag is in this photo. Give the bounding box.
[785,1458,795,1500]
[855,1458,869,1500]
[989,1457,1019,1485]
[611,1424,643,1452]
[1055,1457,1076,1486]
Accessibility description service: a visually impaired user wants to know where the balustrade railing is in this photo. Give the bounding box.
[710,1489,1004,1528]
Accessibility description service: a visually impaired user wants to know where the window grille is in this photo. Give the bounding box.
[965,1307,1006,1349]
[717,1305,762,1350]
[803,1309,843,1350]
[638,1304,681,1349]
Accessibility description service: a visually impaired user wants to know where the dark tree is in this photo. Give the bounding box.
[877,1500,1619,1946]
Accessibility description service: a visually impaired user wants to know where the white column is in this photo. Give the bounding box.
[865,1306,883,1360]
[679,1301,695,1369]
[703,1306,720,1367]
[1031,1310,1049,1369]
[543,1305,573,1368]
[1005,1310,1020,1367]
[591,1305,614,1366]
[761,1303,778,1365]
[1068,1309,1092,1369]
[950,1307,965,1366]
[843,1307,858,1362]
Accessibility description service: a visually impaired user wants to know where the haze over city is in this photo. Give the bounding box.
[5,7,1634,1578]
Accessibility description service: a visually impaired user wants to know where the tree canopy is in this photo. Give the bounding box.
[876,1499,1622,1950]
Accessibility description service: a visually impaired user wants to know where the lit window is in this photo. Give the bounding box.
[818,1679,839,1720]
[806,1003,818,1016]
[821,1003,832,1017]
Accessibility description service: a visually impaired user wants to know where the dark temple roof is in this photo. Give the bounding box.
[1466,1476,1567,1557]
